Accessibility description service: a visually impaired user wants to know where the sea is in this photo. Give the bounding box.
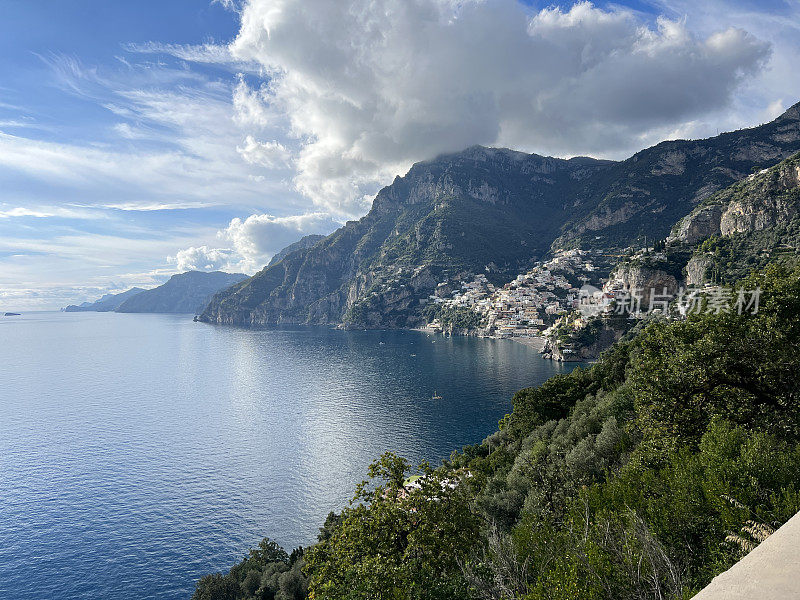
[0,311,582,599]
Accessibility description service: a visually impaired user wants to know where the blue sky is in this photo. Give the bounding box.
[1,0,799,310]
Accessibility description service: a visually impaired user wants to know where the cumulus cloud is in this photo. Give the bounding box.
[170,212,339,273]
[170,245,239,271]
[237,135,292,168]
[222,212,337,267]
[228,0,771,215]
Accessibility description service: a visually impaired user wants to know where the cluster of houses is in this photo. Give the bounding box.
[427,249,606,339]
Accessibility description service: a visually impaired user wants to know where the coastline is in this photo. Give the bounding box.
[411,326,550,355]
[509,335,546,352]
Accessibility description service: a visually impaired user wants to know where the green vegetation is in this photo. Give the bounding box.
[194,264,800,600]
[696,222,800,284]
[422,303,485,331]
[623,244,694,281]
[192,539,306,600]
[304,455,480,599]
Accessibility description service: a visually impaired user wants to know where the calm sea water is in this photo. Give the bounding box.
[0,311,580,599]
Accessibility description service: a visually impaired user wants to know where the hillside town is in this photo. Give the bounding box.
[426,249,608,340]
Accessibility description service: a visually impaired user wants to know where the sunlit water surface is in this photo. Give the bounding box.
[0,312,581,599]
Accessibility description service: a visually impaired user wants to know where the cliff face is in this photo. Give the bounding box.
[672,204,725,245]
[200,147,613,327]
[685,255,714,286]
[674,154,800,244]
[557,102,800,249]
[608,263,681,309]
[663,152,800,285]
[720,162,800,236]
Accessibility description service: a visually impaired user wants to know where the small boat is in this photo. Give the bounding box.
[4,312,20,316]
[431,390,443,400]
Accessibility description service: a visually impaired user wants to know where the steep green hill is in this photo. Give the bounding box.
[670,152,800,284]
[608,151,800,292]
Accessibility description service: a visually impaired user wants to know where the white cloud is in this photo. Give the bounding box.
[170,212,339,273]
[222,212,337,268]
[236,135,291,168]
[123,41,241,66]
[647,0,800,128]
[232,76,279,129]
[228,0,772,215]
[0,205,100,219]
[169,245,239,272]
[99,201,214,211]
[0,68,294,210]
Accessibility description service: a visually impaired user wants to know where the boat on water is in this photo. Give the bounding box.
[431,390,443,400]
[4,312,21,316]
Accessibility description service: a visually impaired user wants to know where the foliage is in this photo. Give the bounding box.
[694,221,800,284]
[304,453,481,600]
[422,303,485,331]
[191,538,307,600]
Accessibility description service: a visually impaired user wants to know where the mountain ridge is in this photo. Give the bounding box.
[116,271,247,314]
[199,102,800,328]
[64,287,145,312]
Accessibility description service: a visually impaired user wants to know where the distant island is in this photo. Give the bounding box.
[64,271,247,315]
[64,287,146,312]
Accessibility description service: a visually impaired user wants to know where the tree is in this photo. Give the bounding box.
[304,453,480,599]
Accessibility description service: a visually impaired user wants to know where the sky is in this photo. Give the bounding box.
[1,0,799,311]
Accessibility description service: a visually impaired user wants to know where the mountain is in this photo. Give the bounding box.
[603,151,800,303]
[64,287,145,312]
[267,234,326,268]
[116,271,247,314]
[555,102,800,249]
[674,151,800,284]
[200,148,614,327]
[199,102,800,329]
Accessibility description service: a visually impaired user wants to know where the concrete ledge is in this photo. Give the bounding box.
[693,511,800,599]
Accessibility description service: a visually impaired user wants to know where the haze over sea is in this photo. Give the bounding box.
[0,312,580,599]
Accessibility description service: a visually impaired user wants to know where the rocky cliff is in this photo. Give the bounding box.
[608,262,682,309]
[556,102,800,249]
[200,147,613,327]
[665,152,800,285]
[673,153,800,244]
